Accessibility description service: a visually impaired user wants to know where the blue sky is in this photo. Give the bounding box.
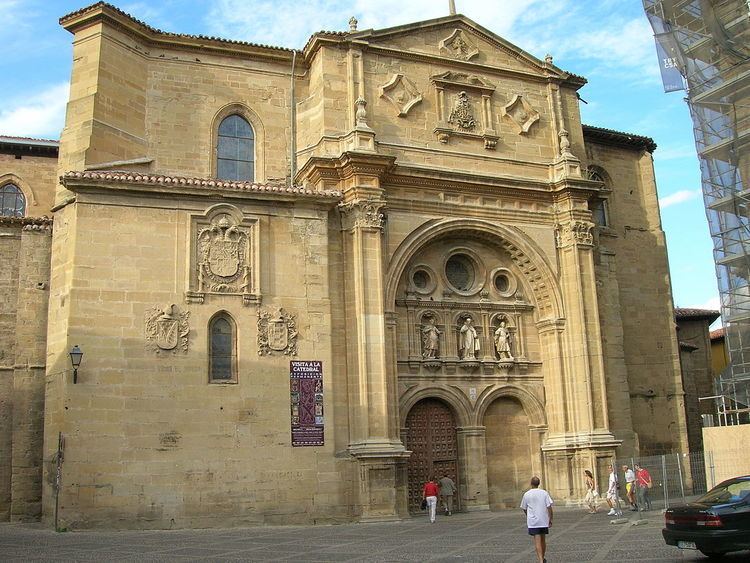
[0,0,719,325]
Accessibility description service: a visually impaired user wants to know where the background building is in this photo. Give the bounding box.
[1,2,691,528]
[644,0,750,425]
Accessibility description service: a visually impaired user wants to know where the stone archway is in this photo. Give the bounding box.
[404,398,460,513]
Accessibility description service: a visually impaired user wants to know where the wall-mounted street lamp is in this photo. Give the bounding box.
[69,345,83,384]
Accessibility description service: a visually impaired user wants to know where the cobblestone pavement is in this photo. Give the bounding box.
[1,508,748,562]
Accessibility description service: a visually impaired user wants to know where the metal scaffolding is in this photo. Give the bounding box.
[644,0,750,423]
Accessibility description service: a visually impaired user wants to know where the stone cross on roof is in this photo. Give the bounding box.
[449,0,456,15]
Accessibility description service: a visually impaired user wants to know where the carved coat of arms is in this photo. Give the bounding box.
[258,307,298,356]
[197,214,251,293]
[449,91,476,131]
[145,304,190,353]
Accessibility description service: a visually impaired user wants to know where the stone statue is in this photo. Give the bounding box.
[494,321,513,360]
[459,318,480,360]
[422,317,441,359]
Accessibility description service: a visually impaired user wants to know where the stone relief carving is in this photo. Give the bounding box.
[338,199,386,231]
[258,307,298,356]
[145,304,189,353]
[430,72,497,149]
[449,91,477,131]
[555,220,595,248]
[379,74,423,117]
[186,206,259,306]
[500,94,540,134]
[439,29,479,61]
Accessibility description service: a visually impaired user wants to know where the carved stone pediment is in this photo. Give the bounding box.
[500,94,540,135]
[431,71,495,94]
[439,29,479,61]
[379,74,423,117]
[145,304,189,354]
[186,204,260,305]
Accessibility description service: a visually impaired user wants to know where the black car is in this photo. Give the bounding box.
[663,475,750,559]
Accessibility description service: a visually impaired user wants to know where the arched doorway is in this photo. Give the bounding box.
[404,398,459,513]
[484,397,532,509]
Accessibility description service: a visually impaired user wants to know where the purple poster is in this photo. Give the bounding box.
[290,361,324,446]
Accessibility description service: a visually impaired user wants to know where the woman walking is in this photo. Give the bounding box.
[583,470,599,513]
[423,477,439,523]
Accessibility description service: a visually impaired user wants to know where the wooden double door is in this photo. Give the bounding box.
[404,398,460,512]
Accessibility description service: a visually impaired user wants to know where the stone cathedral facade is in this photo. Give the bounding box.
[0,2,690,528]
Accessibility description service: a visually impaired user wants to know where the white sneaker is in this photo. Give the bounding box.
[607,509,616,515]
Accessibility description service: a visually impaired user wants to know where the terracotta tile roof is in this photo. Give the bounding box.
[60,2,294,53]
[0,135,59,145]
[61,170,342,200]
[674,307,721,321]
[582,124,657,153]
[710,327,725,340]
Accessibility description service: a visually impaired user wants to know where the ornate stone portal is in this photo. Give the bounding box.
[186,205,260,305]
[145,304,190,353]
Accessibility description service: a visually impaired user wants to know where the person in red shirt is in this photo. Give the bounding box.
[423,477,439,523]
[635,463,653,511]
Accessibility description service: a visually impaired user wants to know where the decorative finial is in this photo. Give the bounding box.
[355,97,368,127]
[559,129,573,157]
[545,54,553,65]
[349,16,358,32]
[449,0,456,15]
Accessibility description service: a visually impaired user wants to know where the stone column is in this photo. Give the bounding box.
[541,193,620,497]
[456,426,489,512]
[340,192,409,521]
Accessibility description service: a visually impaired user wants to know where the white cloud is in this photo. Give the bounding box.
[659,189,701,209]
[0,82,69,139]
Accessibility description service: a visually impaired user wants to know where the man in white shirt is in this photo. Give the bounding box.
[606,464,623,516]
[520,476,553,563]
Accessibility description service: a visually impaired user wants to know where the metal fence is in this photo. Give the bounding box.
[608,449,747,513]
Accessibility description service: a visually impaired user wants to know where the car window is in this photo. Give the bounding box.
[697,481,750,504]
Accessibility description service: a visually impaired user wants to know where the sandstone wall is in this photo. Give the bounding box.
[586,140,687,456]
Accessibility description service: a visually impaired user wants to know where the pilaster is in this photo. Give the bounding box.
[456,426,490,512]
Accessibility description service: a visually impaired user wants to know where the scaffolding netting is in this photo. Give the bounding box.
[644,0,750,423]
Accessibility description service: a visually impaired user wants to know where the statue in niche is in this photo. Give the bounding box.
[422,317,441,359]
[459,317,480,360]
[494,321,514,360]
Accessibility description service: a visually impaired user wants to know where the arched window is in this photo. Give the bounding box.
[209,313,237,383]
[0,184,25,217]
[586,167,610,227]
[217,114,254,181]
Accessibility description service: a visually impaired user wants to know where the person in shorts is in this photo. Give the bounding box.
[520,476,553,563]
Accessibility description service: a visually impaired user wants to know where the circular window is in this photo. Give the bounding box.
[494,274,509,293]
[490,267,517,297]
[413,269,430,290]
[445,254,476,291]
